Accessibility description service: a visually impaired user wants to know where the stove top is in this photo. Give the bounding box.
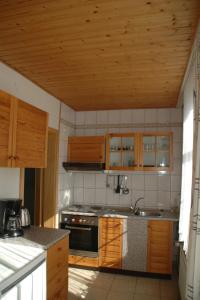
[61,205,103,216]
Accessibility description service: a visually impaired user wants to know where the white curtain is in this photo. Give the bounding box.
[179,64,194,253]
[185,30,200,300]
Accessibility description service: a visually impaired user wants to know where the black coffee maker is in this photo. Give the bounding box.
[0,199,24,238]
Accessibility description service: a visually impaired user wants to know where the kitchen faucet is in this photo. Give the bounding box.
[130,197,144,214]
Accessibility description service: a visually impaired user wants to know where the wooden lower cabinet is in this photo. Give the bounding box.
[99,217,123,269]
[147,220,173,274]
[47,236,68,300]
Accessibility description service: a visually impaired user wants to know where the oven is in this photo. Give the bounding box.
[60,214,98,254]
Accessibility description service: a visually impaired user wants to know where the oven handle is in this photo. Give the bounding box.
[64,225,92,231]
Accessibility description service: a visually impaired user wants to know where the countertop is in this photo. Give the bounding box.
[99,209,179,221]
[62,206,179,221]
[23,226,70,250]
[0,237,45,294]
[0,226,70,294]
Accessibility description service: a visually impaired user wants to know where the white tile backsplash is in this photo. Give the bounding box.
[132,109,145,123]
[108,110,121,124]
[132,174,145,190]
[85,111,97,125]
[145,175,158,191]
[145,109,157,123]
[74,188,84,204]
[61,107,183,210]
[120,109,132,124]
[95,189,106,205]
[158,174,170,191]
[84,173,96,188]
[97,111,108,124]
[84,188,95,204]
[74,173,84,188]
[157,109,170,123]
[95,174,106,188]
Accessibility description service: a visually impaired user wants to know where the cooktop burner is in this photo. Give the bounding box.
[61,205,103,215]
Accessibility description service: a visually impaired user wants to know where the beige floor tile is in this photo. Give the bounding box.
[107,291,134,300]
[92,272,115,290]
[78,286,108,300]
[160,279,179,298]
[134,294,160,300]
[110,274,136,293]
[135,277,160,296]
[68,292,78,300]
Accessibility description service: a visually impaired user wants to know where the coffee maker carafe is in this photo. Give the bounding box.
[0,199,24,238]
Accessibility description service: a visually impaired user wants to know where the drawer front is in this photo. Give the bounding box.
[47,237,68,281]
[47,266,68,300]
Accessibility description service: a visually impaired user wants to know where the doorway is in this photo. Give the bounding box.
[22,128,59,228]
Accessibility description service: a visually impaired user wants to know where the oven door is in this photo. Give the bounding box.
[60,223,98,252]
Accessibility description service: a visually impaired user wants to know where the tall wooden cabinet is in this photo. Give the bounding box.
[0,90,48,168]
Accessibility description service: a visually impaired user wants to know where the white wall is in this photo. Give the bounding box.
[57,103,75,211]
[0,62,61,198]
[73,108,182,209]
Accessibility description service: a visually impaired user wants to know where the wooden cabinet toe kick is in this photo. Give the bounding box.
[69,255,99,267]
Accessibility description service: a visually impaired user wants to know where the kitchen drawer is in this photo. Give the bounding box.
[47,237,68,280]
[47,266,68,300]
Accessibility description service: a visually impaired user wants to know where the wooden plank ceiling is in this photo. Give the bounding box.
[0,1,199,111]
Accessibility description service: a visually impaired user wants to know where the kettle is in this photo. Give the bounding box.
[20,207,31,227]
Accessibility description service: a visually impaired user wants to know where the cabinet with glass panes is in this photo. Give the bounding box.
[106,132,173,171]
[106,133,139,170]
[139,132,173,171]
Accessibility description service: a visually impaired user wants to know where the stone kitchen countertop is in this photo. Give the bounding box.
[62,205,179,221]
[99,209,179,221]
[23,226,70,250]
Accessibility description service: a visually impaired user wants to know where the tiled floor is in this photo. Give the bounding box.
[68,267,180,300]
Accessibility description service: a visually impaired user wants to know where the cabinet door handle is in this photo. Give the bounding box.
[8,156,13,160]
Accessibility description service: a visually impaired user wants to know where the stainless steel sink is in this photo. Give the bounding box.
[135,210,162,217]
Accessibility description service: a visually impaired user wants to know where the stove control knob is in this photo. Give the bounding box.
[64,217,68,222]
[83,219,86,223]
[72,218,75,222]
[79,219,83,223]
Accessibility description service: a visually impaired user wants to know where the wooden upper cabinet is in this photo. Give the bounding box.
[0,90,48,168]
[12,99,48,168]
[138,132,173,172]
[68,136,105,163]
[0,91,14,167]
[106,133,139,170]
[106,132,173,172]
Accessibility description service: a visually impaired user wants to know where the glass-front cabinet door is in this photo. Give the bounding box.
[106,133,139,170]
[140,133,172,171]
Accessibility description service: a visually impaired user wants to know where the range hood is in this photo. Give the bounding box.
[63,162,105,171]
